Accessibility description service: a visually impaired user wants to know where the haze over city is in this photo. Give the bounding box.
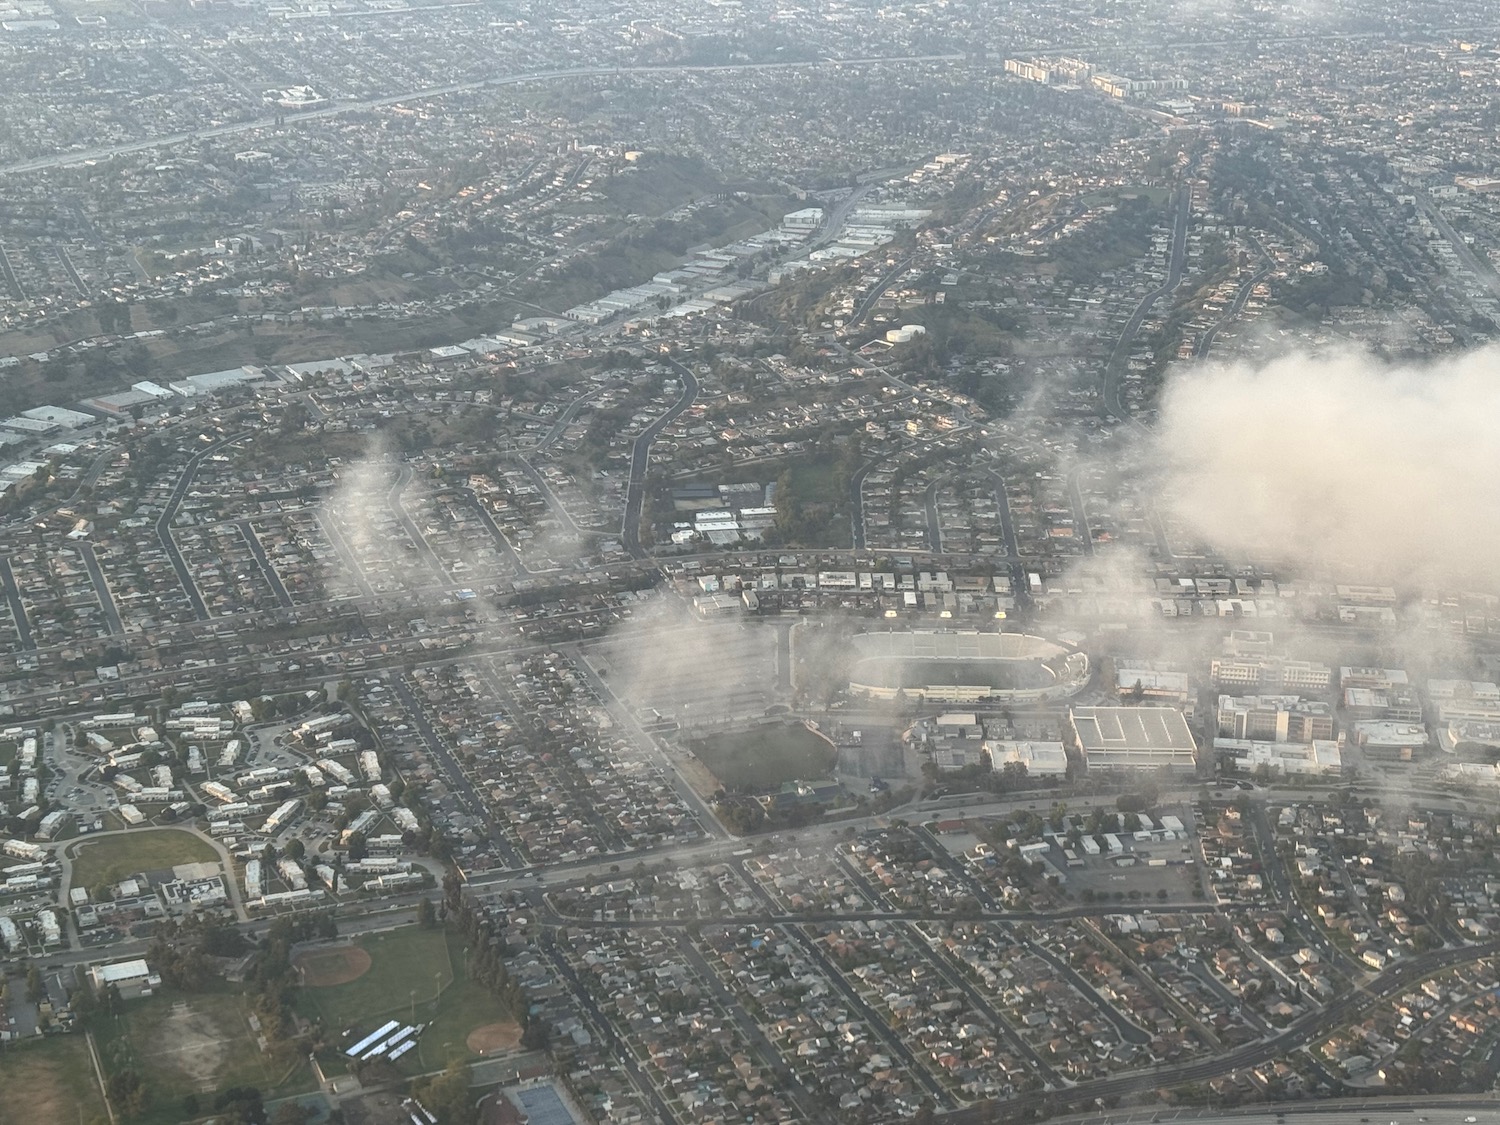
[4,2,1500,1125]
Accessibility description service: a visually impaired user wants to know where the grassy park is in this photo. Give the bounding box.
[296,925,517,1071]
[0,1034,110,1125]
[68,829,218,891]
[690,721,838,792]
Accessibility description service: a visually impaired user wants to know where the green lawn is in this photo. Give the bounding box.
[68,829,218,891]
[296,925,454,1034]
[301,926,516,1074]
[690,722,838,792]
[92,985,309,1125]
[0,1033,109,1125]
[415,929,520,1070]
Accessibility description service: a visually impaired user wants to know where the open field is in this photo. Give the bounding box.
[93,986,307,1124]
[415,929,520,1069]
[850,655,1054,691]
[0,1033,109,1125]
[300,926,519,1072]
[297,925,453,1035]
[68,829,218,890]
[689,721,838,792]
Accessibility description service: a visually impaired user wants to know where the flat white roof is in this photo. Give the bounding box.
[94,958,151,982]
[1071,706,1195,752]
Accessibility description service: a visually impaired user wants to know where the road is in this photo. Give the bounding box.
[315,509,377,598]
[1417,191,1500,307]
[386,463,459,583]
[387,675,523,868]
[671,929,824,1120]
[1066,464,1096,557]
[621,360,699,558]
[924,475,945,552]
[55,245,89,298]
[533,386,604,455]
[1102,186,1192,432]
[848,457,882,549]
[536,927,678,1123]
[0,54,963,177]
[566,648,727,840]
[0,555,36,649]
[515,456,589,540]
[237,519,294,608]
[1195,254,1273,358]
[458,487,533,576]
[77,542,125,635]
[0,239,24,300]
[155,432,249,620]
[984,469,1031,613]
[844,255,914,331]
[938,934,1500,1125]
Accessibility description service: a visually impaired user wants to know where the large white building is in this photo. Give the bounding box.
[986,740,1069,779]
[1216,738,1343,777]
[88,959,161,998]
[1069,707,1197,772]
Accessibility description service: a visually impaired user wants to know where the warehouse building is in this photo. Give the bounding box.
[1069,706,1197,772]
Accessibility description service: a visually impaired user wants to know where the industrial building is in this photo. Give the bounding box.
[1068,706,1198,772]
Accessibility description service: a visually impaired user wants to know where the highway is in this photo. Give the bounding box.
[0,54,964,178]
[621,360,699,558]
[1417,192,1500,307]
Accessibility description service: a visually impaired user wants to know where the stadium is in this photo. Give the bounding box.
[848,630,1090,704]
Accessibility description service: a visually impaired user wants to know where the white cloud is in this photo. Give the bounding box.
[1150,344,1500,590]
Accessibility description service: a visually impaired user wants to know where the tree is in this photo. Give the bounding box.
[411,1060,475,1125]
[270,1101,314,1125]
[520,1019,550,1051]
[416,898,437,929]
[107,1069,147,1118]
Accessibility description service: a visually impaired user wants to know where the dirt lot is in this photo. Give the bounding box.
[466,1020,523,1055]
[144,999,238,1093]
[295,945,373,987]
